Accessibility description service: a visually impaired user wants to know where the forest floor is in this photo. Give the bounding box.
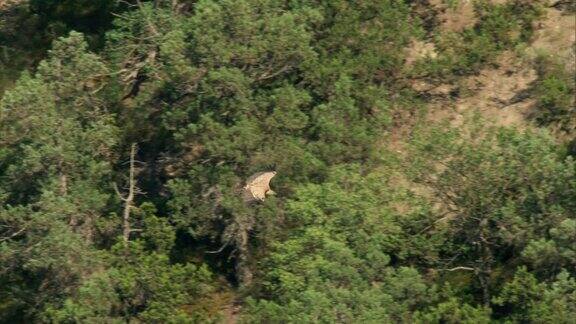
[402,2,575,139]
[448,4,574,129]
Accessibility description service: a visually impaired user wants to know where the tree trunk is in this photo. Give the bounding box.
[122,144,138,245]
[114,144,139,247]
[478,223,493,306]
[236,227,253,287]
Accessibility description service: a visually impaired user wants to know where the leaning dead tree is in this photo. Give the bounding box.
[204,171,278,287]
[114,144,144,245]
[237,171,276,286]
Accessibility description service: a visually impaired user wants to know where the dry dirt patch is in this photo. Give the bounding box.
[429,0,478,32]
[421,5,575,130]
[529,7,576,71]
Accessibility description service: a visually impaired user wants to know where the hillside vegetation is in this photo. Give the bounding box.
[0,0,574,322]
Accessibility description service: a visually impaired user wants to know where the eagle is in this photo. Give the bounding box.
[242,171,277,203]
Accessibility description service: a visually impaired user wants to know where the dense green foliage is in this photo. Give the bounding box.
[0,0,574,322]
[532,54,576,134]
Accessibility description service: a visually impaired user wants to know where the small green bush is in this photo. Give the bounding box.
[533,55,576,132]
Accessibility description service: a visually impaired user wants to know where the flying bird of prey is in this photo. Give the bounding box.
[242,171,277,203]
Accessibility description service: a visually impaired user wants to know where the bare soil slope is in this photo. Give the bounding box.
[419,4,575,131]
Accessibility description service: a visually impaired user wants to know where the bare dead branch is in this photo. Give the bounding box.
[440,266,476,272]
[255,65,293,82]
[114,144,142,246]
[205,243,229,254]
[113,182,127,202]
[0,226,27,242]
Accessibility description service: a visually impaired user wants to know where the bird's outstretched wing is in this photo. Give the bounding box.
[243,171,276,202]
[245,171,276,187]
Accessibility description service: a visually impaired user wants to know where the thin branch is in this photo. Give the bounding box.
[254,65,293,82]
[113,182,127,202]
[0,226,27,242]
[440,266,476,272]
[123,144,138,245]
[417,211,457,234]
[205,243,228,254]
